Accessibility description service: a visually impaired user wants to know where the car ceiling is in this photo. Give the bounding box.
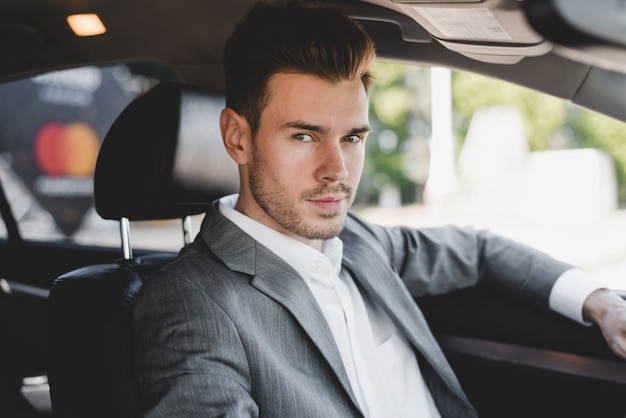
[2,0,626,122]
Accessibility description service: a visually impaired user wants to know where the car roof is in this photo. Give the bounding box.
[2,0,626,121]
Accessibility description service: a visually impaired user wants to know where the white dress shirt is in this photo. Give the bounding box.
[218,194,604,416]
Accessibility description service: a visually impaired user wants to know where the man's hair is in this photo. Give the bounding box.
[223,0,377,134]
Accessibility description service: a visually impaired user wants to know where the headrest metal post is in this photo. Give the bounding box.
[120,217,133,260]
[182,215,193,245]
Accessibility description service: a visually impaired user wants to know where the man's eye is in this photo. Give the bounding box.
[294,133,313,142]
[344,135,362,143]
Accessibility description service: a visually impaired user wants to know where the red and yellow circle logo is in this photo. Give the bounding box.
[33,121,100,177]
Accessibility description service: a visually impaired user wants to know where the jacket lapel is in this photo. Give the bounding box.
[199,203,361,411]
[340,226,467,400]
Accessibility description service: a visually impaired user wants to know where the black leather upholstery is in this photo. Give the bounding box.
[47,255,175,418]
[95,81,238,221]
[46,82,237,418]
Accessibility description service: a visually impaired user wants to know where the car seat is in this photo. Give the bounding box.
[45,81,238,418]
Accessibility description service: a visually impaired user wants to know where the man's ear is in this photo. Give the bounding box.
[220,107,252,165]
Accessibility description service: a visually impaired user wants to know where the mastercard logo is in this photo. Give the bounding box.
[34,121,100,177]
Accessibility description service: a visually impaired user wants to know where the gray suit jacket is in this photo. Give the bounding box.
[134,202,572,417]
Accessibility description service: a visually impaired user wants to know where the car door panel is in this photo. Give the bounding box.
[418,286,626,418]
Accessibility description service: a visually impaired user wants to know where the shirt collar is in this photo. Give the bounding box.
[218,194,344,284]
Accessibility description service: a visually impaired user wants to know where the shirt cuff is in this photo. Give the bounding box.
[548,268,606,326]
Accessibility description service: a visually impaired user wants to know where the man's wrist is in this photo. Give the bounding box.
[582,288,624,325]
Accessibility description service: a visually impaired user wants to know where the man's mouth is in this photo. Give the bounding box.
[308,195,347,212]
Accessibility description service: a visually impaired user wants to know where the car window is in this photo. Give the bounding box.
[359,61,626,292]
[0,63,201,250]
[1,60,625,292]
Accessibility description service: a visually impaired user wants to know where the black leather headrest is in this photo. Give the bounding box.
[94,82,239,221]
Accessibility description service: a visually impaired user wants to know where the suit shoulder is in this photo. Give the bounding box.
[139,241,233,295]
[344,211,392,252]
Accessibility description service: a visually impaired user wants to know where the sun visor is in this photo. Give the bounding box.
[387,0,553,64]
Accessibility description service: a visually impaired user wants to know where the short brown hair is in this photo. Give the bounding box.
[223,1,376,134]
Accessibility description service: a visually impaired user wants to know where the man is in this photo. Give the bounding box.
[133,1,626,417]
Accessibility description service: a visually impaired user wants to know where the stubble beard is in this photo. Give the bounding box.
[249,156,354,241]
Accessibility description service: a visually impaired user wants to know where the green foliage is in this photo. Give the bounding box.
[574,110,626,201]
[359,61,431,205]
[452,72,566,152]
[364,62,626,205]
[371,86,412,128]
[453,71,626,202]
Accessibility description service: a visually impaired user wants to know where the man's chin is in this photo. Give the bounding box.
[296,218,346,241]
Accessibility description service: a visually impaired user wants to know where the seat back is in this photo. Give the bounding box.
[46,82,238,418]
[46,255,176,418]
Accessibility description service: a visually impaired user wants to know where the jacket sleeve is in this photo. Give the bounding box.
[346,212,574,310]
[133,265,258,418]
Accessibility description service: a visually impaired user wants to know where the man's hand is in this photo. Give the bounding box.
[583,288,626,360]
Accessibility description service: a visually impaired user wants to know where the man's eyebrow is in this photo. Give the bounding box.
[349,125,372,135]
[282,120,329,134]
[282,120,371,135]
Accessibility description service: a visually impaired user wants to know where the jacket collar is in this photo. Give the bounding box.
[198,202,361,411]
[339,224,457,382]
[339,217,472,412]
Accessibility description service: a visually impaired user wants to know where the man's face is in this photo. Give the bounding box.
[238,72,370,246]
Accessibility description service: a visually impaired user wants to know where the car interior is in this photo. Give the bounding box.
[1,0,626,417]
[46,82,238,418]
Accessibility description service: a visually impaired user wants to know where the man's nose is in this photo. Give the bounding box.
[317,141,349,182]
